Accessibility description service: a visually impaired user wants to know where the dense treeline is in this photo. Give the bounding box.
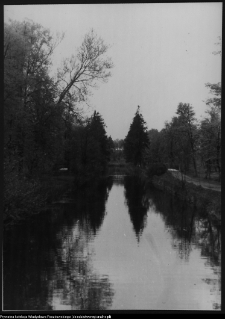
[123,95,221,180]
[4,19,113,221]
[146,94,221,179]
[123,38,221,180]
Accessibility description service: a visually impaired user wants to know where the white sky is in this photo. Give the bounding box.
[4,3,222,140]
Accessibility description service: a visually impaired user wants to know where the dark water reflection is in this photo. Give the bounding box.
[124,176,149,241]
[3,176,221,310]
[147,184,221,266]
[3,178,114,310]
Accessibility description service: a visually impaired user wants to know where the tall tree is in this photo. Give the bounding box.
[146,129,162,164]
[124,106,149,166]
[200,36,221,179]
[75,111,110,184]
[205,36,221,112]
[175,103,199,176]
[4,19,64,175]
[199,105,221,179]
[205,82,221,111]
[160,117,192,172]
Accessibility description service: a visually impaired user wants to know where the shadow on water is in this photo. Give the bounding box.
[3,178,114,311]
[124,176,150,242]
[146,186,221,266]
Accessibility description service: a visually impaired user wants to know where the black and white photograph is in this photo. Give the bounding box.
[3,3,222,311]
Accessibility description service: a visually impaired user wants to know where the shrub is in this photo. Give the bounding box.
[147,163,167,177]
[4,170,46,222]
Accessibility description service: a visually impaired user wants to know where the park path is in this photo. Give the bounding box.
[168,169,221,192]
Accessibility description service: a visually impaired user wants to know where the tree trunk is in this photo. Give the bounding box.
[192,154,198,177]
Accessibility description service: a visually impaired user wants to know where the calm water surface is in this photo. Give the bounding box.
[3,176,221,310]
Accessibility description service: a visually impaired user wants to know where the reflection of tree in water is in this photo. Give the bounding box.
[202,268,221,311]
[47,219,114,310]
[195,215,221,310]
[47,178,115,310]
[72,177,113,235]
[146,186,221,309]
[3,213,57,310]
[146,186,221,265]
[194,217,221,266]
[124,176,149,241]
[3,177,114,310]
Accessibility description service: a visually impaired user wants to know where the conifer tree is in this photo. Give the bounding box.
[81,111,110,181]
[124,106,149,166]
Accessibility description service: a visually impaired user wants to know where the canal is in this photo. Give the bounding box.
[3,175,221,310]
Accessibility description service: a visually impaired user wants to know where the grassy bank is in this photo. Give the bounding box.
[150,171,221,223]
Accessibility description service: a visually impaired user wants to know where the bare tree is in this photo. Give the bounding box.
[56,29,113,106]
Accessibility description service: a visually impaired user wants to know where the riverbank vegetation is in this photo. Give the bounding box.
[149,171,221,223]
